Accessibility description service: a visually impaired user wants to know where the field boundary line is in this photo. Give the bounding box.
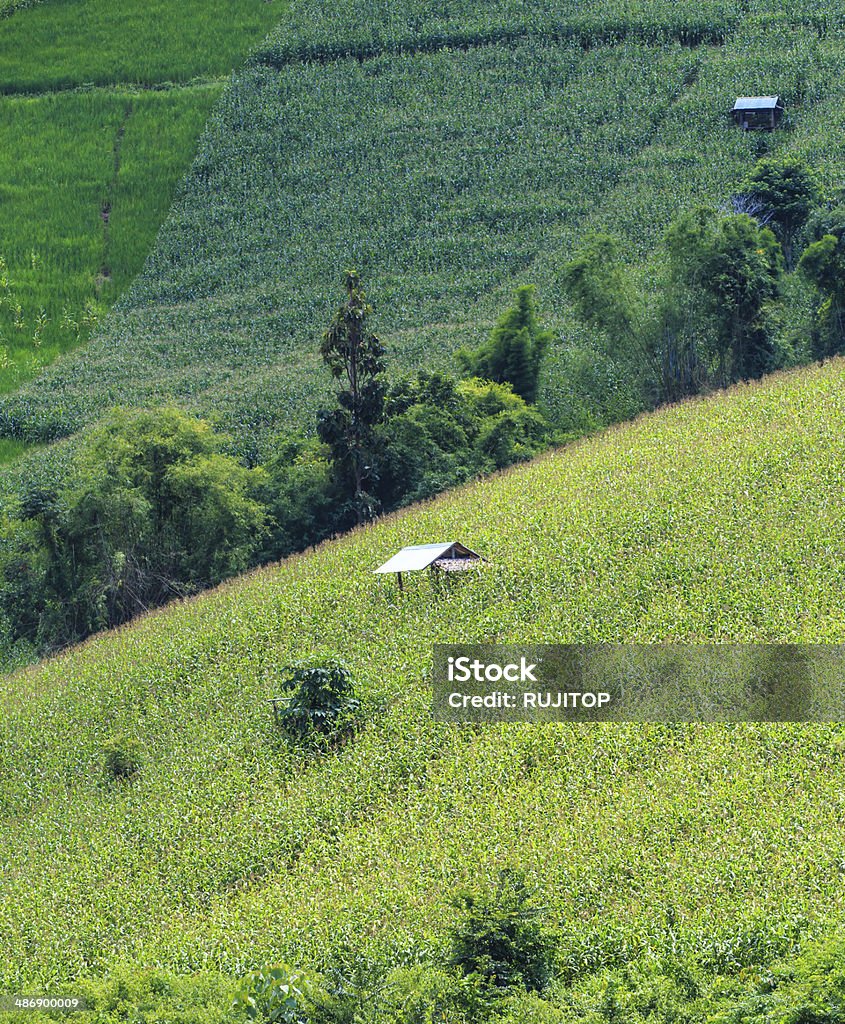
[0,75,229,99]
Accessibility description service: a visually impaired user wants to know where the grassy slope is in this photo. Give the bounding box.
[0,88,220,392]
[0,0,289,93]
[1,1,843,447]
[2,361,845,990]
[0,0,287,405]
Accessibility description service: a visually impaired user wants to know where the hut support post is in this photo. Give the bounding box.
[396,571,403,592]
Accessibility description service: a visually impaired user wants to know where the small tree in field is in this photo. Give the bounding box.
[457,285,553,403]
[317,271,387,525]
[275,661,360,743]
[450,868,556,993]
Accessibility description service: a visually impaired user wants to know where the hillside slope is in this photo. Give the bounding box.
[1,0,844,449]
[2,361,845,996]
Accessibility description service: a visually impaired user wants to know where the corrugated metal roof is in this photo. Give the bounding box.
[373,542,481,574]
[733,96,780,110]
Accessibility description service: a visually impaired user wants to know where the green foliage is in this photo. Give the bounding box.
[0,36,720,443]
[450,869,556,992]
[0,407,266,647]
[457,286,554,403]
[742,155,823,268]
[0,89,221,398]
[4,364,845,991]
[0,0,287,92]
[5,0,845,1010]
[475,405,550,469]
[251,0,768,64]
[565,205,786,398]
[377,372,551,504]
[496,991,566,1023]
[5,0,845,452]
[274,662,361,743]
[716,935,845,1024]
[102,733,143,782]
[363,966,475,1024]
[233,964,313,1023]
[701,214,783,380]
[561,235,641,353]
[73,966,240,1023]
[0,0,43,15]
[258,435,339,562]
[799,205,845,358]
[318,272,388,525]
[0,0,287,399]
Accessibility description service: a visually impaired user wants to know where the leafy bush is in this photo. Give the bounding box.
[73,966,239,1023]
[363,965,476,1024]
[457,286,553,403]
[496,991,567,1024]
[233,963,314,1023]
[450,868,557,993]
[476,406,550,469]
[103,733,143,782]
[274,662,361,743]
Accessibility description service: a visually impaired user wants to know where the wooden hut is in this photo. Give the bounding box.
[731,96,784,130]
[373,542,485,591]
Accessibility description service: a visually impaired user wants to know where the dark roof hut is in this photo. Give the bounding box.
[731,96,784,130]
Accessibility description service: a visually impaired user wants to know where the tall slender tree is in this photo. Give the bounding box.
[317,271,387,525]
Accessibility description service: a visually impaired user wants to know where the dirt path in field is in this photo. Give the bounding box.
[97,100,132,294]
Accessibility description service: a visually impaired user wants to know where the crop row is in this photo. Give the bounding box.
[252,0,845,65]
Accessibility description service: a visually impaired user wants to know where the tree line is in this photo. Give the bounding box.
[2,153,844,660]
[561,154,845,408]
[0,276,555,658]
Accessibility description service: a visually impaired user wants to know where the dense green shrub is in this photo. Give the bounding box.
[362,966,476,1024]
[564,200,789,399]
[73,966,239,1023]
[233,963,313,1023]
[274,662,361,743]
[377,373,553,505]
[457,286,554,403]
[450,869,557,993]
[476,406,550,469]
[103,733,143,782]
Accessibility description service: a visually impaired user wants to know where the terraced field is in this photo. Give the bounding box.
[2,3,845,1016]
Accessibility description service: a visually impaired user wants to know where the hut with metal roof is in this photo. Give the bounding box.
[373,542,485,591]
[731,96,784,130]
